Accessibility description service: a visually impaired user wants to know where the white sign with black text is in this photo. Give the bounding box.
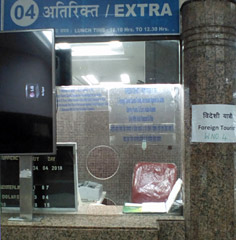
[191,104,236,143]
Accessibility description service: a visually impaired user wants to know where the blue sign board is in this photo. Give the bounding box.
[2,0,179,36]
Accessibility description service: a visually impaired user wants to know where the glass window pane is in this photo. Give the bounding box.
[54,39,183,214]
[55,40,180,86]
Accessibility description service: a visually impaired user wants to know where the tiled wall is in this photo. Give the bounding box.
[56,85,183,205]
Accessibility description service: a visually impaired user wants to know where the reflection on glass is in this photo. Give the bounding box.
[55,39,182,211]
[55,40,180,86]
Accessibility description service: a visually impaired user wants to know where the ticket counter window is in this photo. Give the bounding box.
[55,39,183,214]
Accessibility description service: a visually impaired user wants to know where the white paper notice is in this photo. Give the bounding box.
[192,104,236,143]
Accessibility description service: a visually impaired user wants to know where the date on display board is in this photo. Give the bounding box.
[0,143,78,212]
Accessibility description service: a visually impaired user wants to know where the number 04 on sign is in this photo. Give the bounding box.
[191,104,236,143]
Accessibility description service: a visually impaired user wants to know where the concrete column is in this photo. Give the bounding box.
[182,1,236,239]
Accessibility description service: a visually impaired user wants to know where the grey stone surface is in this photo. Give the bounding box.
[182,1,236,239]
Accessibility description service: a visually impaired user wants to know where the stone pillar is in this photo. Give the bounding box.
[182,1,236,239]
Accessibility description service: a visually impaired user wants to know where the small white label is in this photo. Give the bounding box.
[20,169,32,178]
[192,104,236,143]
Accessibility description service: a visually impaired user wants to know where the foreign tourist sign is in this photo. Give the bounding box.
[192,104,236,143]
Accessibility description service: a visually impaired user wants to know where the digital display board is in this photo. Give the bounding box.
[0,142,79,213]
[0,29,56,155]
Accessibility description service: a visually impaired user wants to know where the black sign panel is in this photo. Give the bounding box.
[0,29,56,155]
[0,143,78,212]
